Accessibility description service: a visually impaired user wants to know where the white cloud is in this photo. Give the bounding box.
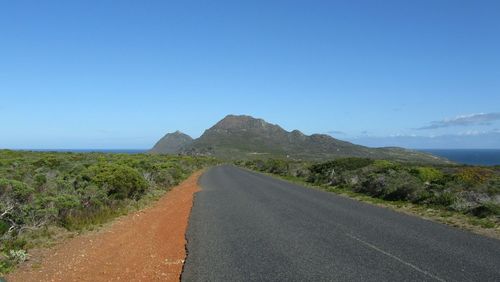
[417,112,500,130]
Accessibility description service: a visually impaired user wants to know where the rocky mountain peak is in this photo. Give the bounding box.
[149,131,193,154]
[210,115,282,132]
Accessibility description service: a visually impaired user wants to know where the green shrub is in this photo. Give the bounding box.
[307,158,374,184]
[264,159,289,176]
[0,258,13,273]
[166,166,186,182]
[413,167,444,183]
[2,237,27,251]
[0,179,35,203]
[428,191,457,207]
[54,194,81,220]
[87,163,148,200]
[34,173,47,188]
[355,173,387,197]
[153,170,175,187]
[372,160,400,171]
[310,158,374,175]
[0,220,9,235]
[77,184,108,209]
[485,177,500,195]
[356,172,423,201]
[32,156,61,169]
[384,176,422,201]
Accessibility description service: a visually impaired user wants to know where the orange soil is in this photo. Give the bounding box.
[7,171,202,282]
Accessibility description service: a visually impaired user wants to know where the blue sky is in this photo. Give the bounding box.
[1,0,499,149]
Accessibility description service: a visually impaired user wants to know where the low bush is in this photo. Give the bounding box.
[412,167,444,183]
[354,172,423,202]
[428,191,457,207]
[308,158,374,184]
[372,160,400,172]
[86,163,148,200]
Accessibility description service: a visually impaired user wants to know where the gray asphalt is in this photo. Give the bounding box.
[182,165,500,281]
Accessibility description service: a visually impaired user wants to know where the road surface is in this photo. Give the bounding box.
[182,165,500,281]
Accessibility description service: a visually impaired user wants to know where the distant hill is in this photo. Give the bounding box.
[149,131,193,154]
[150,115,450,164]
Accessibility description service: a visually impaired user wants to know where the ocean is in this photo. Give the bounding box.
[419,149,500,166]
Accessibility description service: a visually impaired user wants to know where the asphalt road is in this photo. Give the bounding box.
[182,165,500,281]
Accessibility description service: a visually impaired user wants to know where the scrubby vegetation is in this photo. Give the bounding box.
[0,150,216,273]
[239,158,500,228]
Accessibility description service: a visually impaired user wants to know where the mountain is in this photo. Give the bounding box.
[150,115,450,164]
[149,131,193,154]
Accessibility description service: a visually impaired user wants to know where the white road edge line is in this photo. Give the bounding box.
[346,233,446,282]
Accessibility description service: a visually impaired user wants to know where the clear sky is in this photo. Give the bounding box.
[1,0,499,149]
